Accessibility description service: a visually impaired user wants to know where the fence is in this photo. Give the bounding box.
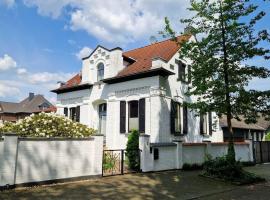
[139,135,253,172]
[0,134,103,189]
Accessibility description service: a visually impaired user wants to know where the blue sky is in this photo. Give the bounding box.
[0,0,269,103]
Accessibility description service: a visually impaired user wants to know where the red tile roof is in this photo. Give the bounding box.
[119,35,190,77]
[55,35,190,90]
[59,73,82,89]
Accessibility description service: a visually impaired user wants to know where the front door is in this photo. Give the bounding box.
[99,103,107,143]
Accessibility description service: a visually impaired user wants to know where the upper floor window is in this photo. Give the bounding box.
[97,63,104,81]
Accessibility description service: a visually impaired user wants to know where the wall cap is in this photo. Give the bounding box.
[18,137,95,141]
[140,134,150,137]
[3,133,18,136]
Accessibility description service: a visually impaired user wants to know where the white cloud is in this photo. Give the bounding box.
[18,71,74,85]
[22,0,191,44]
[17,68,27,75]
[0,54,17,71]
[1,0,15,8]
[0,81,20,98]
[76,46,92,59]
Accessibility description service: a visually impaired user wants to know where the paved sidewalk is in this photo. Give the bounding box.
[0,164,270,200]
[0,170,236,200]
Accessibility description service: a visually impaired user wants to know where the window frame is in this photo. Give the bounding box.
[97,62,104,81]
[128,100,139,132]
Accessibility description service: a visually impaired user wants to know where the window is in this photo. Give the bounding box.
[97,63,104,81]
[178,62,186,82]
[120,99,145,133]
[70,107,76,121]
[200,112,212,135]
[64,107,68,117]
[171,101,189,135]
[175,103,181,133]
[129,101,139,131]
[69,106,80,122]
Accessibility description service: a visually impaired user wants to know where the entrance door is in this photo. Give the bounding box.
[99,103,107,143]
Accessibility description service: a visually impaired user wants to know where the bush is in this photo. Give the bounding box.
[265,132,270,141]
[182,163,203,171]
[125,130,140,171]
[203,155,264,184]
[0,112,96,138]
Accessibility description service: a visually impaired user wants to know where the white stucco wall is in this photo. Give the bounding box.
[182,144,206,164]
[139,135,253,172]
[0,135,103,187]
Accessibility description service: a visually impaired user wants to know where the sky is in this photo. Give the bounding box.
[0,0,269,104]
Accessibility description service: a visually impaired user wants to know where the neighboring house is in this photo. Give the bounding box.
[52,35,224,149]
[0,93,56,123]
[220,115,270,142]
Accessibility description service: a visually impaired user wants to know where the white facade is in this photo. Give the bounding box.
[56,43,224,150]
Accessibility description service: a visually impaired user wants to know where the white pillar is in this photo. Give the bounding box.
[139,134,153,172]
[173,140,183,169]
[0,133,18,187]
[245,139,254,162]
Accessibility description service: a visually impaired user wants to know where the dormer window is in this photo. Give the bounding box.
[97,63,104,81]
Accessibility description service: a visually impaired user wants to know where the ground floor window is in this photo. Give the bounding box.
[120,99,145,133]
[69,106,80,122]
[171,100,188,135]
[200,112,212,135]
[128,100,139,131]
[99,103,107,135]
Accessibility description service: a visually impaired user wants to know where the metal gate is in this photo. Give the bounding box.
[254,141,270,163]
[102,149,141,177]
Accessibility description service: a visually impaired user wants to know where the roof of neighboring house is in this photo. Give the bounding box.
[0,94,55,114]
[220,115,268,131]
[0,102,20,113]
[52,35,190,93]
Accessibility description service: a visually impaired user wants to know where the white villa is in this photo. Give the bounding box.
[52,35,224,149]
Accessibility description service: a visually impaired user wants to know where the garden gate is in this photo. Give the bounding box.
[102,149,141,177]
[254,141,270,163]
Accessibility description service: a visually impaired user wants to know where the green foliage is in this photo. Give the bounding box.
[125,130,140,171]
[103,152,118,171]
[162,0,270,145]
[265,132,270,141]
[0,112,96,138]
[182,163,203,171]
[203,155,264,184]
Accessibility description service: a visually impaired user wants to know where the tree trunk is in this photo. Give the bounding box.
[220,1,235,162]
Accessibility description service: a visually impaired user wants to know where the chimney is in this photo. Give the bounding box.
[29,92,34,101]
[57,81,66,87]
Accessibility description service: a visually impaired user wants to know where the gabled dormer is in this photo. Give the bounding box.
[81,45,124,84]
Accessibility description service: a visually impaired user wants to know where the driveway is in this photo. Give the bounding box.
[0,164,270,200]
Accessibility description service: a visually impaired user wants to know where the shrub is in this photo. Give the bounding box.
[125,130,140,171]
[203,155,264,184]
[182,163,203,171]
[0,112,96,138]
[265,132,270,141]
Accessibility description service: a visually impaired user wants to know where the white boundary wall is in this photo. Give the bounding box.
[140,135,253,172]
[0,134,103,188]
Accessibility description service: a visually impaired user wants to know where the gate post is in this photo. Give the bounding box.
[121,149,124,175]
[245,139,254,163]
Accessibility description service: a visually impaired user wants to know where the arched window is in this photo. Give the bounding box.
[97,63,104,81]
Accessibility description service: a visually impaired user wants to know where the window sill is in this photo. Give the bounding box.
[202,134,210,138]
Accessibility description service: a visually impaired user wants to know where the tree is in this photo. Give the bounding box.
[163,0,270,162]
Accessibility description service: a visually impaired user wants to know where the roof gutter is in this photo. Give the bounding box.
[103,68,175,84]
